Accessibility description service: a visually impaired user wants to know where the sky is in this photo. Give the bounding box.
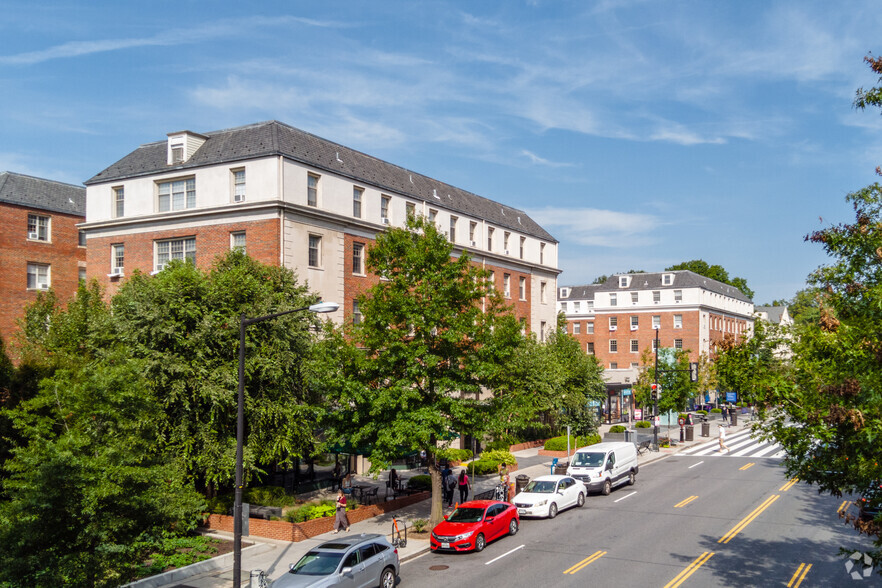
[2,1,882,304]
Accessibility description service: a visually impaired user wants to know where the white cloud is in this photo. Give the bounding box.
[526,207,662,247]
[520,150,576,168]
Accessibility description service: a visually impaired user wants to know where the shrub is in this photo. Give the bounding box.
[438,447,474,463]
[469,459,502,475]
[485,439,512,452]
[246,486,294,507]
[678,413,689,421]
[514,423,555,442]
[635,421,651,428]
[284,498,358,523]
[695,410,708,415]
[407,475,432,491]
[411,518,428,533]
[608,425,627,433]
[480,450,517,466]
[543,434,600,451]
[710,408,722,413]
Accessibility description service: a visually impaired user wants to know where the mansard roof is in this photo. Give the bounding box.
[0,171,85,216]
[85,120,556,243]
[561,270,753,303]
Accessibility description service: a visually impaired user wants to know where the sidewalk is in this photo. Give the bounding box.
[144,415,753,587]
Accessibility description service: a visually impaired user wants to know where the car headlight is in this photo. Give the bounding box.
[453,531,474,542]
[535,499,547,507]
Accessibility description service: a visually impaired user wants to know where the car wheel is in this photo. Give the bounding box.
[577,492,585,507]
[548,502,558,519]
[509,518,518,536]
[379,567,396,588]
[474,533,486,552]
[602,479,612,496]
[629,471,636,486]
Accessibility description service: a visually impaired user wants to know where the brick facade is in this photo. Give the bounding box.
[0,202,85,353]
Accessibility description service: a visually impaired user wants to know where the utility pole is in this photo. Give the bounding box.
[653,326,660,450]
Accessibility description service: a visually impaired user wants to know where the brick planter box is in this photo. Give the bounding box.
[203,491,430,542]
[537,449,574,458]
[508,439,547,453]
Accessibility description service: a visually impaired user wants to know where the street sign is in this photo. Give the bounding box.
[635,408,643,420]
[726,391,737,402]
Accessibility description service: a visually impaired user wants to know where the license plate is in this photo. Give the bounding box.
[441,542,450,549]
[518,509,527,515]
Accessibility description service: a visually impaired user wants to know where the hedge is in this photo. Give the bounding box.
[710,408,722,413]
[609,425,627,433]
[543,434,600,451]
[635,421,651,428]
[407,475,432,491]
[695,410,708,415]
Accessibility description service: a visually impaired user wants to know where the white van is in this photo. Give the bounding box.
[566,442,638,495]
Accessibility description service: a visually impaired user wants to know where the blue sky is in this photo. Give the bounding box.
[2,1,881,303]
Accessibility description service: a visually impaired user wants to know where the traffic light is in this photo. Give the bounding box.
[651,383,659,400]
[690,362,699,383]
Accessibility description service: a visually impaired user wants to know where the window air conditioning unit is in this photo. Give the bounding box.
[39,283,49,290]
[156,264,165,272]
[630,326,638,331]
[111,267,123,276]
[234,194,245,203]
[504,250,510,255]
[28,232,39,240]
[470,240,477,247]
[609,326,617,331]
[382,217,390,225]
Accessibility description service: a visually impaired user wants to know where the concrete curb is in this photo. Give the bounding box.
[124,541,275,588]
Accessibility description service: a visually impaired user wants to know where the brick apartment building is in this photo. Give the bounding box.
[80,119,561,342]
[0,172,86,354]
[558,271,754,422]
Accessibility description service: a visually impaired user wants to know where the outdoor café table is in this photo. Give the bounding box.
[351,485,371,500]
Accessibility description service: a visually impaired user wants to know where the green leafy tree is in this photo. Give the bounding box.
[665,260,754,299]
[0,355,204,587]
[546,317,606,436]
[788,287,822,326]
[313,216,528,527]
[715,323,788,407]
[634,347,696,414]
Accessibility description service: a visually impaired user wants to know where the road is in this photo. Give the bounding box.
[400,450,874,587]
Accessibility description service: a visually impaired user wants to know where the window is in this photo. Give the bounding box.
[610,293,617,306]
[540,321,547,342]
[610,362,618,370]
[653,290,660,303]
[619,276,629,287]
[663,274,673,285]
[406,202,415,218]
[487,271,495,291]
[503,274,511,298]
[27,214,49,241]
[586,342,595,355]
[156,237,196,271]
[652,338,658,352]
[674,289,683,302]
[231,232,246,252]
[540,243,545,264]
[428,209,437,223]
[587,322,594,334]
[609,340,618,353]
[308,235,321,268]
[520,236,526,259]
[307,174,319,207]
[519,276,526,300]
[114,186,125,217]
[111,244,124,274]
[573,301,580,313]
[631,362,639,369]
[78,267,86,283]
[158,178,195,212]
[171,144,184,164]
[233,170,246,202]
[631,339,639,353]
[573,322,581,335]
[469,222,477,244]
[352,243,364,274]
[78,231,86,247]
[631,292,639,304]
[381,195,390,223]
[674,338,683,350]
[353,187,363,218]
[652,315,661,329]
[540,281,547,303]
[587,300,594,309]
[27,263,49,289]
[504,232,510,253]
[674,314,683,329]
[352,300,362,325]
[449,217,457,242]
[609,316,617,329]
[630,315,639,330]
[487,227,494,251]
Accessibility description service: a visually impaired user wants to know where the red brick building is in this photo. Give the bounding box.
[0,172,86,354]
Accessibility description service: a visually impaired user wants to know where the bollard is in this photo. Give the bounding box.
[680,425,685,443]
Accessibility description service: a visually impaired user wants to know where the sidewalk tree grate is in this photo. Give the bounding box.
[429,565,450,571]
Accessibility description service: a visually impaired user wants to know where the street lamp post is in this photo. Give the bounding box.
[233,301,339,588]
[653,326,659,451]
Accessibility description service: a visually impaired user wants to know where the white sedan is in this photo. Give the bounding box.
[512,475,585,519]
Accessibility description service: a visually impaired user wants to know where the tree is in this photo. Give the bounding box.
[0,354,204,587]
[715,322,788,407]
[787,287,822,326]
[633,346,697,414]
[665,260,755,299]
[313,216,528,528]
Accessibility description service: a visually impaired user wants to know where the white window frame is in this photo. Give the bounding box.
[674,289,683,302]
[586,342,595,355]
[114,186,125,217]
[573,301,580,313]
[674,338,683,350]
[540,281,547,304]
[157,178,196,212]
[232,169,246,202]
[630,315,639,330]
[609,340,618,353]
[518,276,526,301]
[487,227,494,251]
[610,293,617,306]
[674,314,683,329]
[231,231,246,252]
[155,237,196,272]
[573,322,581,335]
[353,242,365,275]
[27,263,50,290]
[307,173,319,207]
[653,290,660,303]
[609,316,618,330]
[449,216,457,242]
[469,222,477,245]
[27,214,50,241]
[519,236,526,259]
[308,235,322,268]
[111,244,125,275]
[503,274,511,298]
[352,300,362,325]
[587,322,594,334]
[380,195,391,223]
[353,187,363,218]
[631,339,639,353]
[652,315,661,329]
[631,292,639,304]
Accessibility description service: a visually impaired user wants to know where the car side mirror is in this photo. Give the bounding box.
[289,563,296,571]
[342,566,353,574]
[443,515,448,520]
[606,463,613,471]
[485,517,495,523]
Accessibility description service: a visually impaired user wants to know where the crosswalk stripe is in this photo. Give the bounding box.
[681,430,752,455]
[678,430,784,459]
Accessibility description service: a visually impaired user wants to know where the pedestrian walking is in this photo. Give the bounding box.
[457,469,470,503]
[332,462,343,491]
[389,467,398,491]
[445,472,457,506]
[333,489,350,533]
[718,424,729,454]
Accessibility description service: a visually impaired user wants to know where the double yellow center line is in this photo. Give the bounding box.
[663,552,714,588]
[563,550,606,574]
[787,563,812,587]
[719,494,780,544]
[674,495,699,508]
[779,477,799,492]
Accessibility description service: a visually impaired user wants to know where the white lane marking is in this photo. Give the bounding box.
[751,443,784,458]
[688,461,704,469]
[681,430,752,455]
[485,544,525,565]
[614,491,637,503]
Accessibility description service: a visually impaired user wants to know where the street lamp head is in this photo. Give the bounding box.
[309,301,339,313]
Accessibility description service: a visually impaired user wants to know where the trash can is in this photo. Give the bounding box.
[516,474,530,494]
[554,462,569,475]
[701,422,710,437]
[685,425,694,441]
[730,412,738,426]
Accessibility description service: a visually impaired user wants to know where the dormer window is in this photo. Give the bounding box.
[560,287,570,298]
[619,276,631,288]
[167,130,208,165]
[171,144,184,164]
[662,273,674,286]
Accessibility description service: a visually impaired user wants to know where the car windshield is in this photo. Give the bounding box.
[523,481,556,493]
[573,452,604,467]
[290,551,344,576]
[447,507,485,523]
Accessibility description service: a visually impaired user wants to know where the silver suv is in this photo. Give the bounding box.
[272,533,399,588]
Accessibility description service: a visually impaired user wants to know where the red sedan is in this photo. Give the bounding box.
[430,500,519,552]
